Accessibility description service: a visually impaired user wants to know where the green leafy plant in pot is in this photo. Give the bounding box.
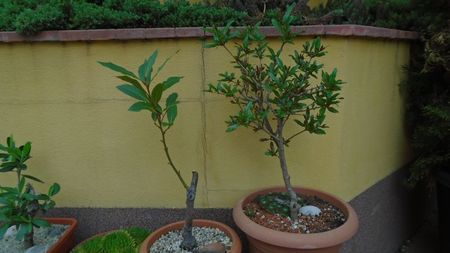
[206,4,358,252]
[0,136,61,248]
[99,51,241,252]
[99,51,199,250]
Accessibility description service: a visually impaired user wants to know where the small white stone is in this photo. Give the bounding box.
[299,205,322,216]
[24,245,49,253]
[4,226,17,238]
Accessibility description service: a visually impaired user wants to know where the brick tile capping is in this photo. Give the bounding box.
[0,25,418,43]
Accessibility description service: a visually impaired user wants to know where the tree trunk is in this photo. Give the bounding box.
[276,138,300,221]
[180,171,199,250]
[24,229,34,249]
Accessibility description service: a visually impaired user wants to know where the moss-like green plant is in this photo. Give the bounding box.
[124,227,150,246]
[74,236,104,253]
[102,231,135,253]
[72,227,150,253]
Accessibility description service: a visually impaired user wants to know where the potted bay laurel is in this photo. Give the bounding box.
[0,136,77,253]
[99,51,241,252]
[206,5,358,253]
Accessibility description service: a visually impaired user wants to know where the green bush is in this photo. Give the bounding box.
[70,1,139,30]
[14,1,71,35]
[0,0,248,35]
[0,0,429,35]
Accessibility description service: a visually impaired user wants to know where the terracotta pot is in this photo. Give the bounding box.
[44,218,78,253]
[233,187,359,253]
[140,219,242,253]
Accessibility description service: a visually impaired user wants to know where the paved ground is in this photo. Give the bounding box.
[403,218,439,253]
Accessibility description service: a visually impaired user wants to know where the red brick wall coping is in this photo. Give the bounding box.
[0,25,418,43]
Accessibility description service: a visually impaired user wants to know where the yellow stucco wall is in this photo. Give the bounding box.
[0,36,410,208]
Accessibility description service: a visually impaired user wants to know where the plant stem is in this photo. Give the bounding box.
[158,124,189,190]
[180,171,199,250]
[275,128,300,221]
[24,229,34,248]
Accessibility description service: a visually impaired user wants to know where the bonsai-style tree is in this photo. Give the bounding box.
[99,51,198,250]
[0,136,60,248]
[206,5,343,221]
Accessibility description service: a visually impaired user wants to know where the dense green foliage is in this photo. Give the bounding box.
[0,0,247,35]
[0,0,443,35]
[72,227,150,253]
[0,136,60,247]
[405,0,450,185]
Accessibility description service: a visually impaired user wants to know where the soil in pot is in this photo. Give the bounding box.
[150,226,232,253]
[0,224,69,253]
[243,192,347,234]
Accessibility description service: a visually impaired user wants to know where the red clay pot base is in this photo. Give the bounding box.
[43,218,78,253]
[140,219,242,253]
[233,187,359,253]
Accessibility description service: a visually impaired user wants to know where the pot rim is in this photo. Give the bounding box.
[140,219,242,253]
[232,186,359,249]
[43,217,78,252]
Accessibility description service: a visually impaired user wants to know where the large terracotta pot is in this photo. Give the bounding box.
[233,187,359,253]
[140,219,242,253]
[44,218,78,253]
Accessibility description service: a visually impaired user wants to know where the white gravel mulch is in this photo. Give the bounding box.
[150,226,232,253]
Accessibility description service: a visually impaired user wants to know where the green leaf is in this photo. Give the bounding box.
[314,128,326,135]
[18,177,25,193]
[16,223,32,240]
[21,142,31,159]
[128,102,152,112]
[0,163,16,172]
[22,174,44,183]
[283,3,295,23]
[116,76,142,90]
[98,62,137,78]
[162,76,183,91]
[271,19,282,33]
[139,50,159,84]
[166,93,178,107]
[116,84,148,101]
[32,218,50,228]
[154,51,179,79]
[48,183,60,196]
[328,107,339,113]
[151,83,164,104]
[226,123,239,132]
[0,224,10,239]
[6,136,15,149]
[167,105,177,125]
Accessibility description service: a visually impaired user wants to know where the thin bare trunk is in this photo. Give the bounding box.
[180,171,199,250]
[275,135,300,221]
[24,229,34,249]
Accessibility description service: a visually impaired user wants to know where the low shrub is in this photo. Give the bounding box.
[0,0,247,35]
